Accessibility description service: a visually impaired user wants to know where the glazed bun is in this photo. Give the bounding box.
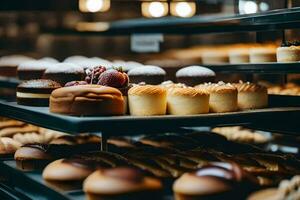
[50,85,125,116]
[83,167,163,200]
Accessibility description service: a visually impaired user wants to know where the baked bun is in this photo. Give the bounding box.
[50,85,125,116]
[277,42,300,62]
[128,65,166,85]
[176,66,216,86]
[0,137,21,155]
[201,50,229,65]
[43,63,84,85]
[128,85,167,116]
[0,124,39,137]
[14,144,52,171]
[0,55,34,77]
[173,162,257,200]
[228,49,250,64]
[17,79,61,106]
[43,159,95,181]
[234,82,268,110]
[248,176,300,200]
[195,82,238,113]
[83,167,163,200]
[17,61,53,80]
[249,47,276,63]
[167,87,209,115]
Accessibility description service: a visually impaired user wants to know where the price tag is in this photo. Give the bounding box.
[131,34,164,53]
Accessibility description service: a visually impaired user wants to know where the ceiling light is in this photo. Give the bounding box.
[170,1,196,18]
[79,0,110,13]
[142,1,168,18]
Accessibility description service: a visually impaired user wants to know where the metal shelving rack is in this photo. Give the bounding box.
[1,5,300,200]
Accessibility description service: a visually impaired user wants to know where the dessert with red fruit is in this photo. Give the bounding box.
[84,67,130,114]
[85,66,107,84]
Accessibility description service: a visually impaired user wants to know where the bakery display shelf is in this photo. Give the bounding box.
[0,160,74,200]
[48,7,300,35]
[1,100,300,135]
[204,62,300,74]
[0,77,20,88]
[0,161,173,200]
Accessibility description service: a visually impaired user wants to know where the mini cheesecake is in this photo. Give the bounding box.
[17,79,61,106]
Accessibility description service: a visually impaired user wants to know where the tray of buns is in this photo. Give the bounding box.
[1,130,300,200]
[1,100,300,134]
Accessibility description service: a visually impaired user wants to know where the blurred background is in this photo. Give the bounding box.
[0,0,298,61]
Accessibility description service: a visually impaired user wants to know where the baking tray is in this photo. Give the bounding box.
[1,100,300,135]
[0,160,173,200]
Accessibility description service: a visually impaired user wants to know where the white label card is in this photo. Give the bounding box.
[131,34,164,53]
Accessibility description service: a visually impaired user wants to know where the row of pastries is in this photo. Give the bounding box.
[10,60,269,116]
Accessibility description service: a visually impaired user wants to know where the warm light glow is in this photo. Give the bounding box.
[86,0,103,12]
[79,0,110,13]
[170,1,196,18]
[141,1,168,18]
[76,22,110,32]
[240,1,258,14]
[259,2,269,11]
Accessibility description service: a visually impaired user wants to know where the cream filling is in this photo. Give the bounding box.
[16,92,50,99]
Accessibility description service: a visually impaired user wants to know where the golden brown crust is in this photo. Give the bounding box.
[128,85,166,96]
[234,82,267,93]
[83,168,163,195]
[0,125,39,137]
[50,85,124,116]
[0,137,21,155]
[195,82,237,94]
[167,87,209,97]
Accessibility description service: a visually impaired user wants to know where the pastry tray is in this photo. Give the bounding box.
[1,100,300,135]
[0,160,173,200]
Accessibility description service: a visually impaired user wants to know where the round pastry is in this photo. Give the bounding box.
[248,176,300,200]
[277,41,300,62]
[63,55,89,63]
[0,137,21,156]
[201,50,229,65]
[233,82,268,110]
[195,82,238,113]
[173,162,257,200]
[43,63,84,85]
[14,144,53,171]
[17,79,62,106]
[39,57,59,63]
[128,85,167,116]
[176,66,216,86]
[249,47,277,63]
[228,49,250,64]
[127,65,166,85]
[167,87,209,115]
[17,60,54,80]
[50,85,125,116]
[43,159,95,182]
[0,55,34,77]
[83,167,163,200]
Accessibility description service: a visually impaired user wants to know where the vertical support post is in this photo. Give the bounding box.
[101,132,108,151]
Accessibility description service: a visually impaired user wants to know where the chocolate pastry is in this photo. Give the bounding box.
[83,167,163,200]
[17,79,61,106]
[139,134,199,151]
[173,162,258,200]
